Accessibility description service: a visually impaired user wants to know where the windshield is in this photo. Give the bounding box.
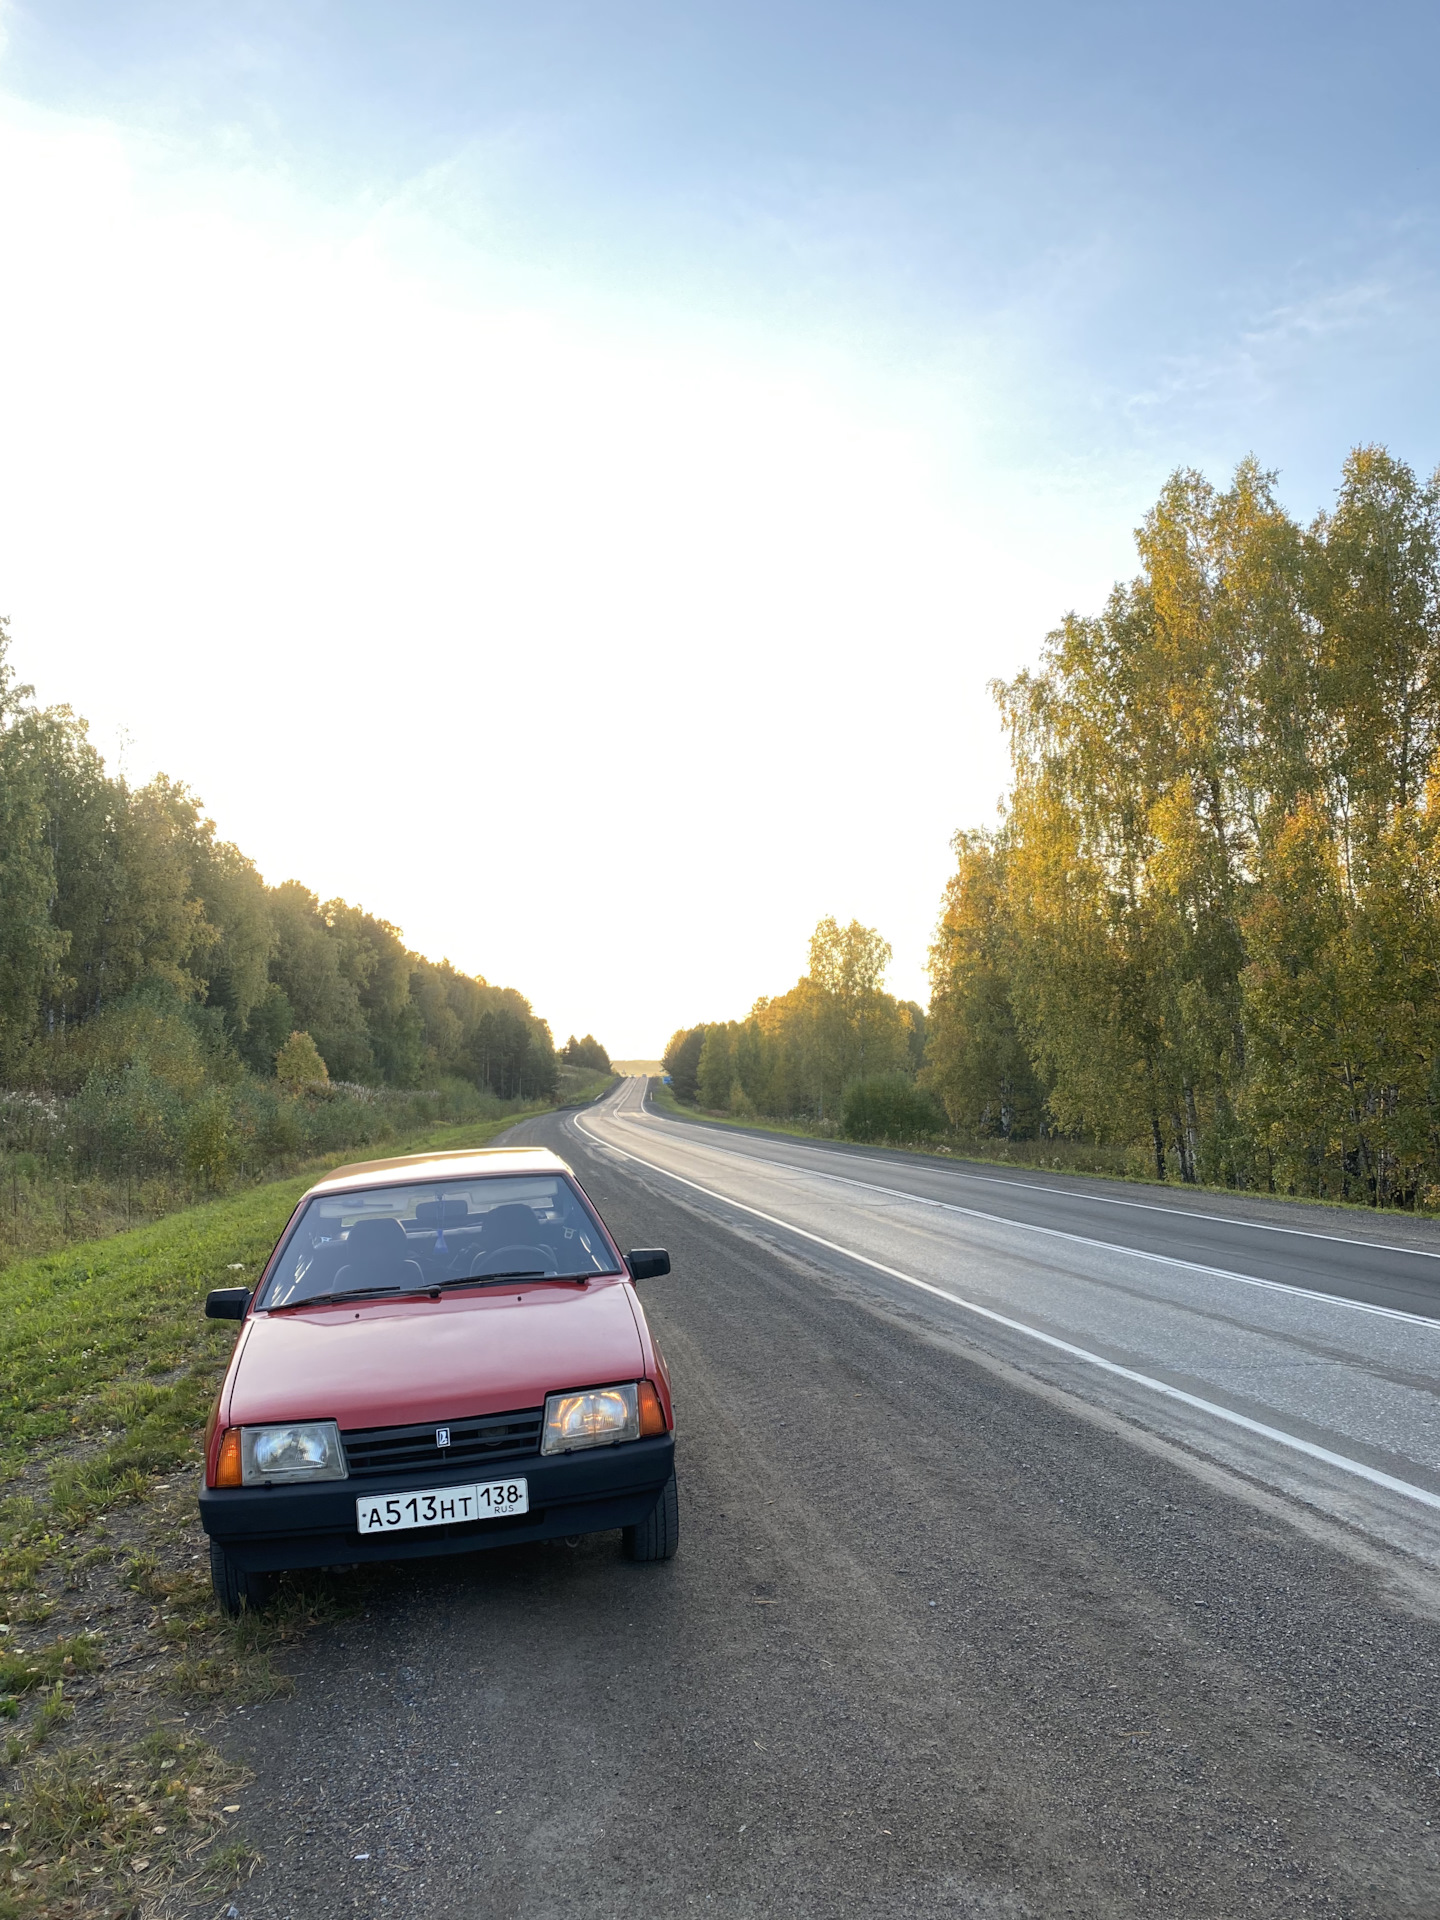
[258,1173,621,1309]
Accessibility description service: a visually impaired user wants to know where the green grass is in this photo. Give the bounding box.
[555,1067,618,1107]
[648,1079,849,1144]
[0,1638,99,1696]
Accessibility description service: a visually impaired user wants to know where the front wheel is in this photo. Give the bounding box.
[209,1539,275,1616]
[623,1471,679,1562]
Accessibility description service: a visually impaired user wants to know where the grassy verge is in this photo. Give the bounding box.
[648,1079,847,1143]
[554,1068,618,1108]
[0,1102,548,1919]
[647,1079,1139,1174]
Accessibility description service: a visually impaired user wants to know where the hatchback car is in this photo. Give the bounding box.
[198,1145,676,1613]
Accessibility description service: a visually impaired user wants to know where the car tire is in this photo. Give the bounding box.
[623,1471,679,1562]
[209,1539,275,1616]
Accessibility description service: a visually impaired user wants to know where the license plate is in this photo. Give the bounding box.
[355,1478,529,1535]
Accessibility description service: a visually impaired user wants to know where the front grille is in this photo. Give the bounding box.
[341,1408,543,1480]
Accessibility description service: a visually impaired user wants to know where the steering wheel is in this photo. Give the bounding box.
[468,1241,559,1278]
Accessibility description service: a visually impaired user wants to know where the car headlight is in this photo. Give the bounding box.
[240,1421,347,1484]
[542,1383,639,1454]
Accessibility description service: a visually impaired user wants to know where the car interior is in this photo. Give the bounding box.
[262,1180,620,1306]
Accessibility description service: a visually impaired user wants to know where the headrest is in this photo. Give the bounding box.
[481,1202,545,1240]
[344,1215,410,1254]
[414,1198,470,1230]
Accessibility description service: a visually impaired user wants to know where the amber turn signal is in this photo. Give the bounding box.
[213,1427,243,1488]
[637,1380,668,1437]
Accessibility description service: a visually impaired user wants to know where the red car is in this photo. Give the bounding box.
[198,1146,676,1613]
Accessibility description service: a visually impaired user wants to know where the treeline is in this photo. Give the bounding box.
[667,447,1440,1208]
[0,622,558,1097]
[663,917,930,1139]
[930,446,1440,1204]
[0,623,580,1215]
[561,1034,612,1074]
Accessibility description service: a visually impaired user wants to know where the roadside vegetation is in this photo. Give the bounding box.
[0,1106,543,1919]
[0,625,619,1270]
[555,1067,616,1107]
[554,1038,616,1110]
[666,446,1440,1210]
[663,917,927,1128]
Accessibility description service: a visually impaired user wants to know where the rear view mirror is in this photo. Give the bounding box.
[626,1249,671,1281]
[206,1287,252,1320]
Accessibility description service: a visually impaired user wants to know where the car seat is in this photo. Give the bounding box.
[470,1202,558,1277]
[333,1215,425,1292]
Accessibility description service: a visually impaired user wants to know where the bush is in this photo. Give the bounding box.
[29,990,228,1100]
[275,1030,329,1092]
[253,1087,306,1160]
[841,1074,944,1143]
[68,1064,183,1174]
[0,987,557,1273]
[181,1086,233,1185]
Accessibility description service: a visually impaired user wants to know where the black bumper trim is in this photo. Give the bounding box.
[199,1435,674,1573]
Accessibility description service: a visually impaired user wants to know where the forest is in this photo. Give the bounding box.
[663,916,933,1144]
[0,623,573,1241]
[670,446,1440,1208]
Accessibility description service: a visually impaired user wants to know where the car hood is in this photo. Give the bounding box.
[227,1280,644,1430]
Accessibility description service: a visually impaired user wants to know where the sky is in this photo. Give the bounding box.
[1,1,1438,1055]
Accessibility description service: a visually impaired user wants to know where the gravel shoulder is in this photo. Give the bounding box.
[198,1109,1440,1919]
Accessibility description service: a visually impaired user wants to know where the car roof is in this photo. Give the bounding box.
[302,1145,575,1202]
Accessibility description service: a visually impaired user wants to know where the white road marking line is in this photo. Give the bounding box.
[576,1109,1440,1516]
[629,1085,1440,1263]
[612,1105,1440,1332]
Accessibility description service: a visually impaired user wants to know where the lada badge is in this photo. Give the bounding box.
[435,1427,451,1448]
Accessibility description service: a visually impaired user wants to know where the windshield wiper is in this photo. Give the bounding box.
[425,1270,599,1291]
[266,1285,408,1310]
[267,1269,618,1309]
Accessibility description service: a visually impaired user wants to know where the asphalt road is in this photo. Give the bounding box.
[624,1084,1440,1320]
[207,1084,1440,1919]
[579,1080,1440,1568]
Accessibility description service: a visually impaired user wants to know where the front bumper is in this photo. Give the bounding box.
[199,1435,675,1573]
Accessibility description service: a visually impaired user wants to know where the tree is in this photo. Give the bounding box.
[563,1034,612,1072]
[990,460,1307,1179]
[925,832,1045,1137]
[662,1027,707,1102]
[239,983,295,1075]
[0,620,67,1069]
[666,917,913,1122]
[928,446,1440,1200]
[267,882,370,1080]
[0,615,568,1137]
[275,1030,330,1091]
[696,1025,734,1109]
[193,835,276,1041]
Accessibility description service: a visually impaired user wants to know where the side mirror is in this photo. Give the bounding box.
[626,1249,671,1281]
[206,1287,252,1320]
